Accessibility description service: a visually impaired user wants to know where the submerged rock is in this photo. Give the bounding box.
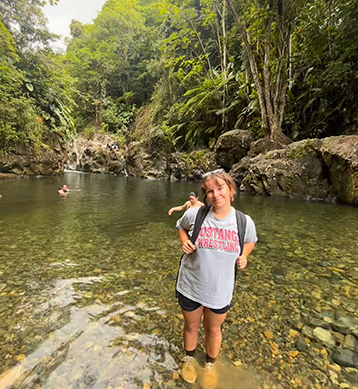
[332,349,358,368]
[313,327,335,348]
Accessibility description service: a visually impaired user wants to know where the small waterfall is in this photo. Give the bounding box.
[122,155,128,177]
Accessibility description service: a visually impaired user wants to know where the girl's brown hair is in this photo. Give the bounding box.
[200,170,237,204]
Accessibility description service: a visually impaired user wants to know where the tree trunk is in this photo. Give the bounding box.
[225,0,292,145]
[222,0,227,130]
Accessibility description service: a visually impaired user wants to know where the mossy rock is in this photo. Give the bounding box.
[319,136,358,205]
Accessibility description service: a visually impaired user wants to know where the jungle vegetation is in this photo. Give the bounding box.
[1,0,358,151]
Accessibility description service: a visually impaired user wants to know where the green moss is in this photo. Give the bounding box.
[286,140,317,161]
[179,149,213,175]
[83,127,95,140]
[285,176,293,194]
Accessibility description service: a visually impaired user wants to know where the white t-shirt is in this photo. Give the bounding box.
[176,206,257,309]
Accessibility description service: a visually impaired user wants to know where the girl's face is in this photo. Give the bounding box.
[204,178,233,209]
[189,195,196,204]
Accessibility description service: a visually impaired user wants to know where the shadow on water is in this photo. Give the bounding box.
[1,172,358,388]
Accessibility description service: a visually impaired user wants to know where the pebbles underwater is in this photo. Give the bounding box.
[1,175,358,388]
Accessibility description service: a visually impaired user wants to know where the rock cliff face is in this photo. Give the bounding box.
[230,135,358,205]
[66,134,126,175]
[319,137,358,205]
[67,131,216,181]
[2,129,357,206]
[0,140,67,177]
[124,130,171,179]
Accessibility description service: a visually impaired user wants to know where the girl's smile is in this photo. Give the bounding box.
[204,178,233,211]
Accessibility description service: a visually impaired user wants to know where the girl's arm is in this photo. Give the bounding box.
[168,201,190,215]
[236,242,255,269]
[178,229,196,254]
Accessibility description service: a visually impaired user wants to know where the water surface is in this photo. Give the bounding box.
[0,172,358,388]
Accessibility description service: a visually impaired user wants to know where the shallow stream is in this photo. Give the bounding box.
[0,172,358,389]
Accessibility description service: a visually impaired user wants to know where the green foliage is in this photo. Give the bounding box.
[2,0,358,154]
[83,126,95,140]
[102,97,137,134]
[149,0,244,149]
[20,51,76,142]
[64,0,167,131]
[179,148,214,175]
[284,0,358,139]
[0,0,76,151]
[0,0,57,50]
[0,22,43,149]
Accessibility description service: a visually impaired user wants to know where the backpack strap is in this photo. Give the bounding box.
[176,205,210,298]
[235,210,247,256]
[190,205,211,244]
[234,209,247,282]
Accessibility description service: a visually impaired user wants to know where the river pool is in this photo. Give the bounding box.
[0,172,358,389]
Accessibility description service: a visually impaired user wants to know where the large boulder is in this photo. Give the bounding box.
[125,140,170,180]
[232,139,332,201]
[247,138,284,157]
[0,143,68,177]
[231,135,358,205]
[214,130,255,169]
[319,136,358,206]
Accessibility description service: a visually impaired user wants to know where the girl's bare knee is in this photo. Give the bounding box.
[204,326,221,338]
[184,323,200,333]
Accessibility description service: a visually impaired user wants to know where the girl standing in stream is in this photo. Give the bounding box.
[175,170,257,389]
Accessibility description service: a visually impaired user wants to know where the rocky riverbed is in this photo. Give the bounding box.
[1,214,358,389]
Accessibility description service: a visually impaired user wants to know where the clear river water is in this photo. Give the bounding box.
[0,172,358,389]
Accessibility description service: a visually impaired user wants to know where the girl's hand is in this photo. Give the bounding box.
[182,240,196,254]
[236,255,247,269]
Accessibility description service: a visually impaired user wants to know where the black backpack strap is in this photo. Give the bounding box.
[176,205,210,298]
[235,210,247,282]
[190,205,211,244]
[235,210,247,256]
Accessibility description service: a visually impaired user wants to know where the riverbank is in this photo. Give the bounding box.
[1,132,358,206]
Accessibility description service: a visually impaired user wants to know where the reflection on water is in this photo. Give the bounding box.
[1,172,358,388]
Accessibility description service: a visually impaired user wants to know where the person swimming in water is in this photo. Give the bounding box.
[58,187,66,196]
[62,184,69,193]
[168,192,204,216]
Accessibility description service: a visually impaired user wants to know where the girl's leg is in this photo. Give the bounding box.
[202,308,228,359]
[181,306,204,383]
[182,306,204,351]
[201,309,228,388]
